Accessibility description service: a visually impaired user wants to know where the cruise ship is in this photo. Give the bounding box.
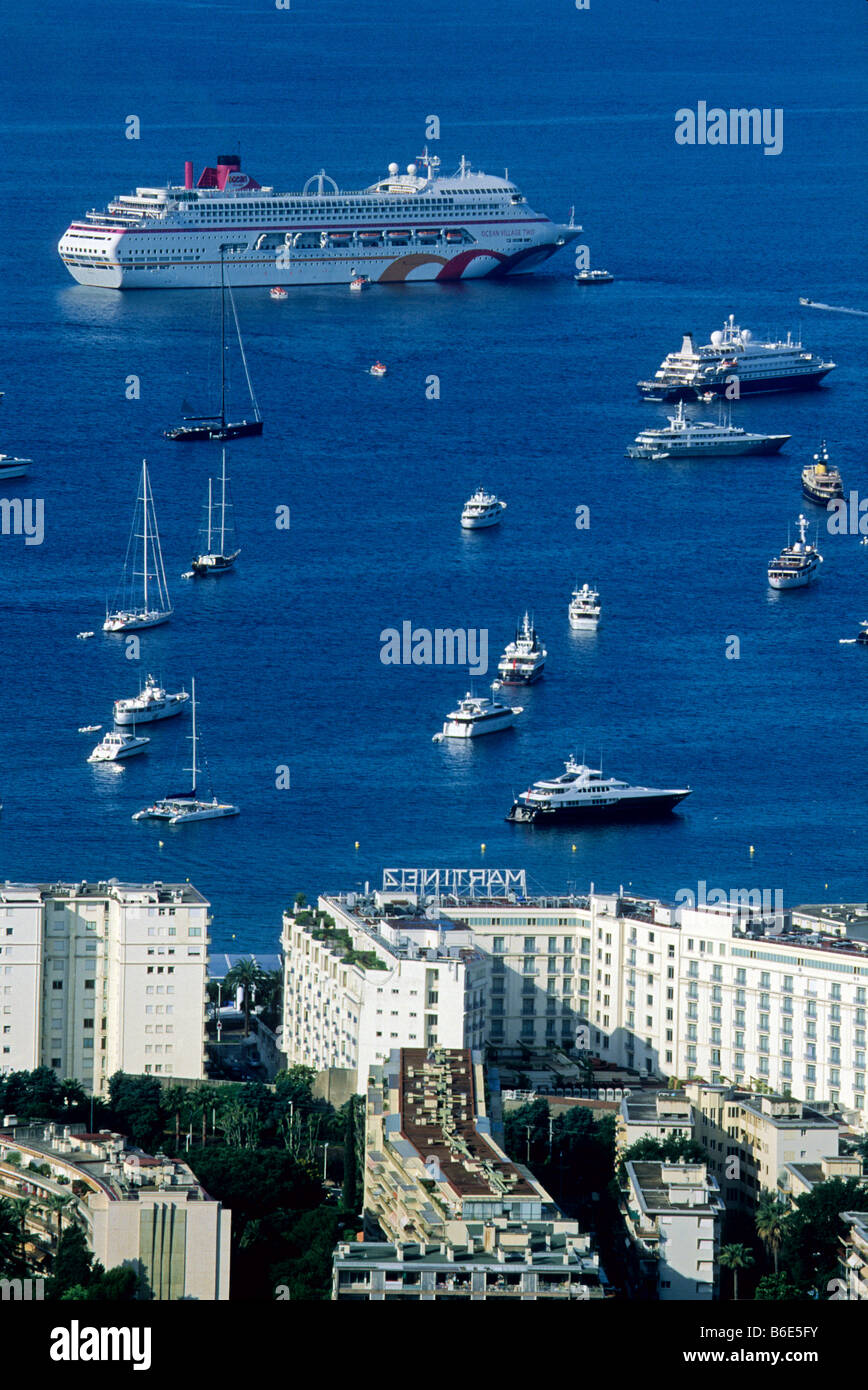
[637,316,835,400]
[506,757,691,824]
[58,150,581,290]
[626,401,790,458]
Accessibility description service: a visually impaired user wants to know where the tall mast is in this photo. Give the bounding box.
[207,478,213,552]
[220,450,227,554]
[220,250,226,428]
[190,678,198,795]
[141,460,149,612]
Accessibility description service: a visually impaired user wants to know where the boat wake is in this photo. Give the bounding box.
[800,300,868,317]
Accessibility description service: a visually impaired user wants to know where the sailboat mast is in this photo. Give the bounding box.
[220,251,226,428]
[191,678,198,795]
[207,478,213,552]
[141,461,149,612]
[220,450,227,554]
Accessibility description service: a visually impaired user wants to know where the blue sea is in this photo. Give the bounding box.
[1,0,866,952]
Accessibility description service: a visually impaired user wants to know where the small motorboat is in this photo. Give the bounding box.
[370,362,387,377]
[574,268,613,284]
[76,630,95,640]
[698,391,716,403]
[270,286,288,300]
[350,275,372,292]
[78,724,102,734]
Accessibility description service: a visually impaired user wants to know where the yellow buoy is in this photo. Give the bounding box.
[481,843,486,852]
[572,844,577,852]
[749,845,755,854]
[354,840,359,849]
[158,840,164,848]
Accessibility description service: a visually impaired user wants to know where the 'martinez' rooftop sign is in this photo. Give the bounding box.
[382,868,527,896]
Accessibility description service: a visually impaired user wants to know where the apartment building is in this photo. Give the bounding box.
[0,880,210,1092]
[350,1046,604,1300]
[618,1090,696,1153]
[0,1120,230,1299]
[622,1160,723,1300]
[778,1153,864,1206]
[280,898,486,1091]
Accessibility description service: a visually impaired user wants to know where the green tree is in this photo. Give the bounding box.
[342,1097,359,1213]
[107,1073,165,1150]
[223,958,266,1037]
[43,1192,74,1246]
[754,1272,804,1300]
[504,1098,550,1165]
[719,1243,755,1301]
[48,1225,94,1299]
[756,1194,787,1275]
[779,1176,867,1294]
[0,1197,24,1277]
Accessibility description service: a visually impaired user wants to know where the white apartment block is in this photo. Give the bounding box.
[280,897,486,1091]
[622,1160,723,1300]
[432,889,868,1126]
[0,880,210,1093]
[0,1121,230,1299]
[838,1212,868,1300]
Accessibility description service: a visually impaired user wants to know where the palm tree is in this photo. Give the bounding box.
[0,1197,23,1276]
[756,1195,787,1274]
[42,1193,74,1248]
[223,958,265,1037]
[719,1243,755,1300]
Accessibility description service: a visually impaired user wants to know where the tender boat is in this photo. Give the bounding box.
[88,729,150,762]
[460,488,507,530]
[270,286,288,300]
[637,315,835,400]
[432,688,523,740]
[114,673,189,726]
[506,756,691,824]
[627,401,790,458]
[497,613,546,685]
[574,269,613,284]
[132,679,238,824]
[569,583,601,630]
[768,514,823,589]
[370,362,387,377]
[78,724,102,734]
[350,274,372,291]
[0,453,31,480]
[103,459,173,632]
[801,440,843,505]
[76,631,95,640]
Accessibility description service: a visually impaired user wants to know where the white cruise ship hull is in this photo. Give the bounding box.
[59,226,576,290]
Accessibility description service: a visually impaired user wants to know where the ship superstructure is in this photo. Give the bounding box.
[59,150,580,289]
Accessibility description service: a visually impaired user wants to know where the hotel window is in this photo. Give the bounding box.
[492,937,505,954]
[523,937,536,953]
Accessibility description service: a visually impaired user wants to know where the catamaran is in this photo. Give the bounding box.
[103,460,173,632]
[165,254,262,441]
[191,450,240,574]
[132,678,239,823]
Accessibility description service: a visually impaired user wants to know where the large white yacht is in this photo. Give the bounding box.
[497,613,546,685]
[58,150,581,289]
[433,689,523,740]
[638,315,835,400]
[87,730,150,763]
[460,488,507,529]
[768,515,823,589]
[568,584,601,630]
[113,674,189,726]
[506,757,691,824]
[626,401,790,458]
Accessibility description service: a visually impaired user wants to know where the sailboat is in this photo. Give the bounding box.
[191,450,240,575]
[103,460,173,632]
[164,253,263,442]
[132,678,239,823]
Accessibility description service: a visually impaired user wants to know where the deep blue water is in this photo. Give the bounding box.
[1,0,866,952]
